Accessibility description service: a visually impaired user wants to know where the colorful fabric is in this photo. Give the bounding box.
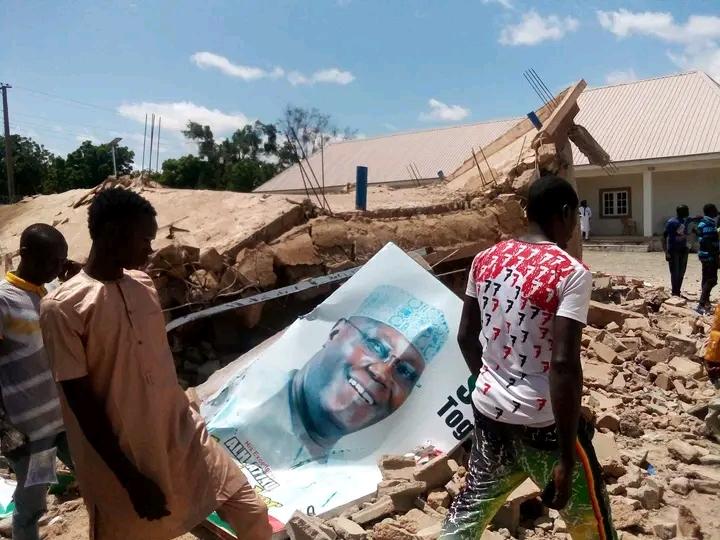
[696,216,719,261]
[0,275,64,442]
[40,270,253,540]
[664,217,688,252]
[441,411,617,540]
[465,240,592,427]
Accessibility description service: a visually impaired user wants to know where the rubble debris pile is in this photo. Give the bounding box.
[284,274,720,540]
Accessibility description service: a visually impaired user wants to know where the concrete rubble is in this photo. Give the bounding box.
[279,274,720,540]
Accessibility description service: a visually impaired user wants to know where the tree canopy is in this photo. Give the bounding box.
[0,136,134,201]
[0,105,352,200]
[160,106,354,193]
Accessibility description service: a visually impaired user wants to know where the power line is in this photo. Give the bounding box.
[9,121,109,146]
[12,84,118,114]
[10,110,114,132]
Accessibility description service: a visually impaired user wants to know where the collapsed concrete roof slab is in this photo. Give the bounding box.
[0,185,306,265]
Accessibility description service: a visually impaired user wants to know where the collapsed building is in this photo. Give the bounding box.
[0,80,605,385]
[1,79,719,539]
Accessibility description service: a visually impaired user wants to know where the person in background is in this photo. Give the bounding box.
[40,188,271,540]
[578,200,592,241]
[663,204,691,297]
[0,224,74,540]
[441,176,616,540]
[696,203,720,314]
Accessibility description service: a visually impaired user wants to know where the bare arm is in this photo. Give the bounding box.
[550,316,583,463]
[457,295,484,377]
[61,377,169,520]
[545,315,584,509]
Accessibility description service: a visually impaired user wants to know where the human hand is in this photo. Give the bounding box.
[665,253,671,262]
[542,459,574,510]
[124,471,170,521]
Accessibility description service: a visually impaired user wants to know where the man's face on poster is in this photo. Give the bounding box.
[302,316,426,437]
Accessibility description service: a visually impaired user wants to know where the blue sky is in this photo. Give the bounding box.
[1,0,719,165]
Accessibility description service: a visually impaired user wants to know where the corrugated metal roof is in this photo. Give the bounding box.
[257,71,720,193]
[574,71,720,165]
[255,118,520,192]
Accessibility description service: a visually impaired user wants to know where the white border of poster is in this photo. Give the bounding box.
[201,243,474,528]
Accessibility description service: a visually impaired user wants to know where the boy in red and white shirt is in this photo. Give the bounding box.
[442,176,617,540]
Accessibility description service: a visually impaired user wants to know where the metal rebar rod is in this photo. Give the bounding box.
[478,145,497,183]
[530,68,559,105]
[523,72,551,108]
[471,147,487,187]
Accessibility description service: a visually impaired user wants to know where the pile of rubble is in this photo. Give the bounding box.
[284,275,720,540]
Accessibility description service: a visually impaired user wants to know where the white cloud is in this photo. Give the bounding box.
[597,10,720,43]
[287,68,355,86]
[597,10,720,79]
[419,99,470,122]
[191,51,355,86]
[117,101,250,135]
[605,69,638,85]
[499,11,579,46]
[190,52,284,81]
[482,0,514,10]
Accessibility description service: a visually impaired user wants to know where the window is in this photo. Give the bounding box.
[600,188,631,218]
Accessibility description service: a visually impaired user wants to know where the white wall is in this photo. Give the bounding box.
[652,167,720,234]
[576,173,643,236]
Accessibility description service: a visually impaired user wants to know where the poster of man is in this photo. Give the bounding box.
[200,243,473,527]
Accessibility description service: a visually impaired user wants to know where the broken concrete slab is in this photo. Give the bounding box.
[591,340,619,364]
[414,454,454,490]
[669,356,703,380]
[286,511,337,540]
[587,301,644,328]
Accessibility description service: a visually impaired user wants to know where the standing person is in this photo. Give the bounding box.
[578,200,592,241]
[0,224,74,540]
[663,204,691,297]
[40,189,271,540]
[696,203,720,314]
[441,176,616,540]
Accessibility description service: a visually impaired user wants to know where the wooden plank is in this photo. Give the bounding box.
[539,79,587,137]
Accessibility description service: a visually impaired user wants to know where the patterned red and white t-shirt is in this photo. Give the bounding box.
[466,239,592,427]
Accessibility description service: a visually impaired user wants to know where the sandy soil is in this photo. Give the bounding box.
[584,250,720,303]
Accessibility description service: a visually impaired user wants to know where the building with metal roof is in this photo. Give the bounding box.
[257,71,720,238]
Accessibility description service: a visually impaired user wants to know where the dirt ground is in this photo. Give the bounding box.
[584,250,720,303]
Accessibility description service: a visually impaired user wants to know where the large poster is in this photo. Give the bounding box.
[200,243,474,528]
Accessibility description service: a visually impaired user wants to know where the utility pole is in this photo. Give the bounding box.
[140,113,148,178]
[1,83,15,203]
[148,113,155,174]
[155,116,161,173]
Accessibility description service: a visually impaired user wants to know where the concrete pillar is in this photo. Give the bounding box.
[557,142,582,261]
[643,170,653,237]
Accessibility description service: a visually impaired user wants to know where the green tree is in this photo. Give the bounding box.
[0,135,55,199]
[63,140,134,189]
[277,105,356,163]
[160,155,213,189]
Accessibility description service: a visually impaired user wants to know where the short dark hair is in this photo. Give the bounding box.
[703,203,718,217]
[676,204,689,217]
[20,223,67,251]
[526,175,579,225]
[580,200,588,206]
[88,188,157,240]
